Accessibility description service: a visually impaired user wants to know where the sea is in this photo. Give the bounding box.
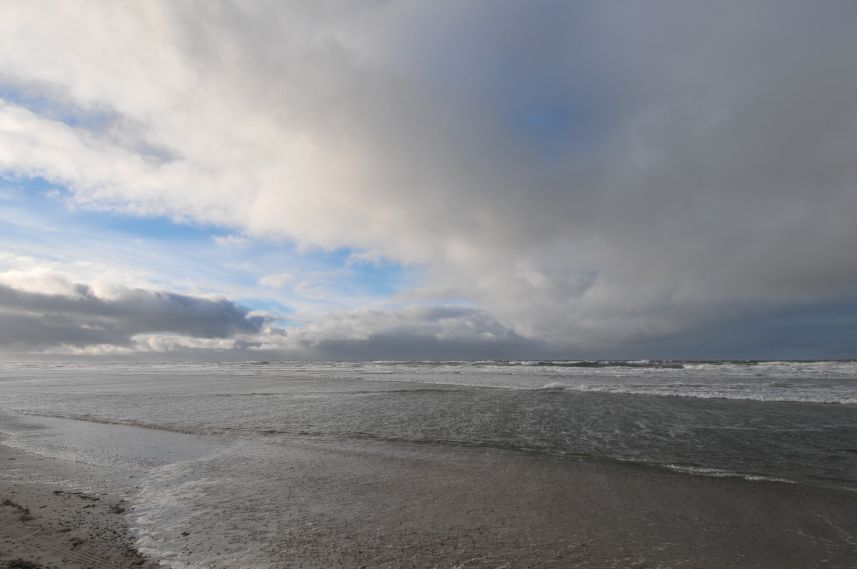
[1,359,856,567]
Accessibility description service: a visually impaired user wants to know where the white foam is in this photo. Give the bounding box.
[661,464,797,484]
[131,461,223,569]
[128,441,296,569]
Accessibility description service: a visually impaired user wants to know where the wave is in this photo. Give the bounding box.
[659,464,797,484]
[262,431,848,490]
[544,384,857,405]
[367,359,689,369]
[12,411,225,438]
[6,411,854,493]
[535,360,686,369]
[347,374,857,404]
[537,382,567,391]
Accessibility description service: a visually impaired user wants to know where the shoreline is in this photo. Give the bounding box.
[9,407,856,495]
[3,427,857,568]
[0,444,159,569]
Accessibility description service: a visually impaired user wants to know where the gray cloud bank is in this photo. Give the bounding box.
[1,1,857,357]
[3,275,851,359]
[0,279,550,358]
[271,305,550,361]
[0,284,262,351]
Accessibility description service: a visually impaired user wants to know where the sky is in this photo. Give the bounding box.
[1,1,857,360]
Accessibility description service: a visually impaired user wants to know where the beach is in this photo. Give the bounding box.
[2,419,857,568]
[1,360,857,568]
[4,2,857,565]
[0,443,157,569]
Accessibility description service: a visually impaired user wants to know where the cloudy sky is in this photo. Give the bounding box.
[1,1,856,360]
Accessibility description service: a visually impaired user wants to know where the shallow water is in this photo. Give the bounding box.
[1,360,855,487]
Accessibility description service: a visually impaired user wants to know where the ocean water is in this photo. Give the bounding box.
[1,360,856,567]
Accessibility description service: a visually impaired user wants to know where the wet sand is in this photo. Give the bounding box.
[2,433,857,568]
[199,438,857,568]
[0,444,158,569]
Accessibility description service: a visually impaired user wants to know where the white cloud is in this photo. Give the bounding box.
[41,343,136,357]
[2,1,857,355]
[132,334,238,353]
[258,273,295,289]
[212,234,250,247]
[0,253,154,298]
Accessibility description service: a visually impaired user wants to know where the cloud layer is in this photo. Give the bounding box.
[0,281,263,352]
[1,1,857,357]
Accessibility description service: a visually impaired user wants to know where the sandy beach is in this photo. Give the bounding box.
[2,426,857,569]
[0,444,158,569]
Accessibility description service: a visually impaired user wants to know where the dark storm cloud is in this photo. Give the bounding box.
[306,333,548,362]
[253,305,552,360]
[610,300,857,361]
[396,0,857,349]
[0,284,263,350]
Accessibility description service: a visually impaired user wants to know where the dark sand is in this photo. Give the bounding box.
[0,444,159,569]
[210,439,857,568]
[2,436,857,568]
